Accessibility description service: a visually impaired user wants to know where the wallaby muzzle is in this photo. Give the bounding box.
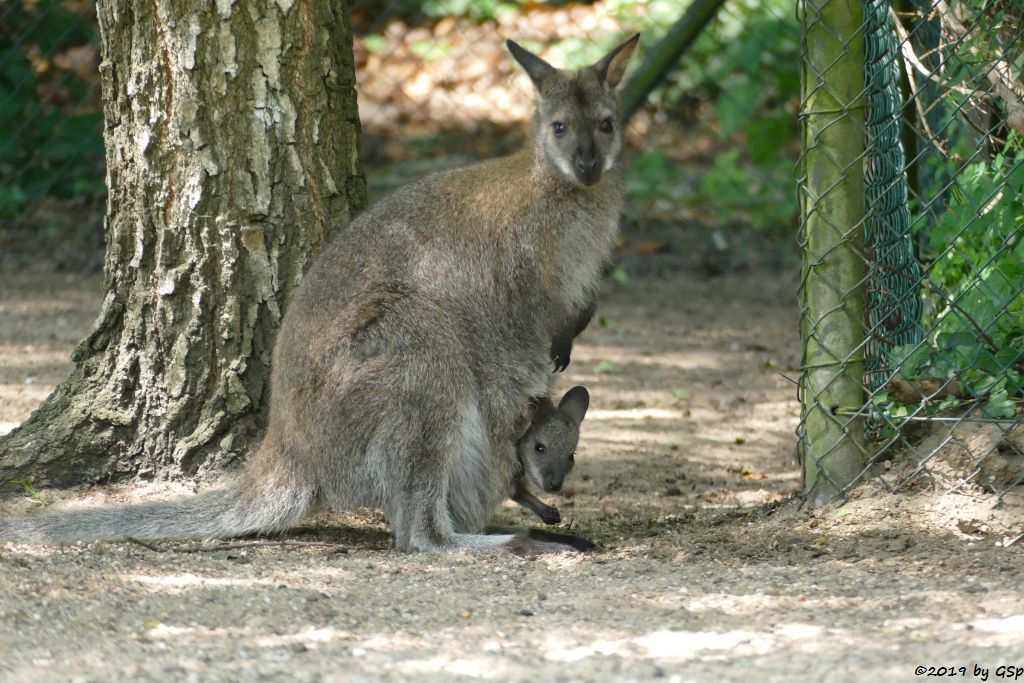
[574,154,602,185]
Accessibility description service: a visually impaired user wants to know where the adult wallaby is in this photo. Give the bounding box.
[513,386,589,525]
[0,35,638,555]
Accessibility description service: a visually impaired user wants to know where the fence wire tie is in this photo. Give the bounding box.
[799,103,871,116]
[801,358,866,371]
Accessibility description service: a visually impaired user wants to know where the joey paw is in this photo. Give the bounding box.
[538,506,561,525]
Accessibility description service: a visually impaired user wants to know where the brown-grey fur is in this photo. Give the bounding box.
[513,386,589,525]
[0,35,639,555]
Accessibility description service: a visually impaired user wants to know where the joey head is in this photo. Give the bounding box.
[514,386,589,525]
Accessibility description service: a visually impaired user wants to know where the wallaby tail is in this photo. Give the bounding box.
[0,475,315,545]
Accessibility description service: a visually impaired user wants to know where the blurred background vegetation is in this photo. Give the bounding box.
[0,0,103,271]
[0,0,801,274]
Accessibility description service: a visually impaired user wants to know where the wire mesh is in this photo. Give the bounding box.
[799,0,1024,506]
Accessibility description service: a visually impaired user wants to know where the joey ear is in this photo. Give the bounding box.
[507,39,557,88]
[558,386,590,425]
[593,33,640,89]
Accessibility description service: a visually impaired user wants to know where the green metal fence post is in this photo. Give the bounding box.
[798,0,867,505]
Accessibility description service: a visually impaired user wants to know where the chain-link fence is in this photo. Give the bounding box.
[798,0,1024,507]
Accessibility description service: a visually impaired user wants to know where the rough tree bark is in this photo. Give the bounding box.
[0,0,365,486]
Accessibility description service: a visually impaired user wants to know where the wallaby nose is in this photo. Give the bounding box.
[545,476,563,493]
[574,155,601,185]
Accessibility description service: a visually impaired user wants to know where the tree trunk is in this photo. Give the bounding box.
[0,0,365,486]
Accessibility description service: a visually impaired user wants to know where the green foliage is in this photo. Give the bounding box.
[878,134,1024,421]
[363,34,389,53]
[618,0,800,232]
[421,0,522,21]
[861,1,1024,428]
[626,150,688,207]
[696,149,796,230]
[409,40,454,59]
[0,1,104,215]
[609,0,800,114]
[8,478,45,506]
[626,145,797,231]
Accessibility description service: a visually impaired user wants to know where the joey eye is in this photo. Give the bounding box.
[535,443,546,454]
[552,121,567,137]
[599,118,614,133]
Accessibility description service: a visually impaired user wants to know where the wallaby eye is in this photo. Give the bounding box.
[568,453,575,463]
[552,121,567,137]
[599,118,614,133]
[535,443,546,454]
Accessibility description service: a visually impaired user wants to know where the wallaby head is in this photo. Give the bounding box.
[518,386,590,493]
[507,34,639,187]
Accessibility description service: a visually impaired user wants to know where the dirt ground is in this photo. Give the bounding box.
[2,258,1022,683]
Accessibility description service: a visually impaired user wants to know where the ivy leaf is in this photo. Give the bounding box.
[983,389,1016,419]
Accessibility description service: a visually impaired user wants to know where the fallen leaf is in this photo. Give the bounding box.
[631,239,670,254]
[889,377,962,403]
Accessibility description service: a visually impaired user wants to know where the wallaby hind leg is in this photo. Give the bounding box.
[384,398,503,552]
[383,394,589,555]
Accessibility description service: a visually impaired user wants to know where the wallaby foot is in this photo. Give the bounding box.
[525,528,595,551]
[505,528,596,557]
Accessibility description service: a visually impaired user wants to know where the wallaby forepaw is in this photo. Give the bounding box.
[550,335,573,372]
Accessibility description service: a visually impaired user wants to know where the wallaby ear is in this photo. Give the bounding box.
[558,386,590,426]
[592,33,640,89]
[507,39,557,89]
